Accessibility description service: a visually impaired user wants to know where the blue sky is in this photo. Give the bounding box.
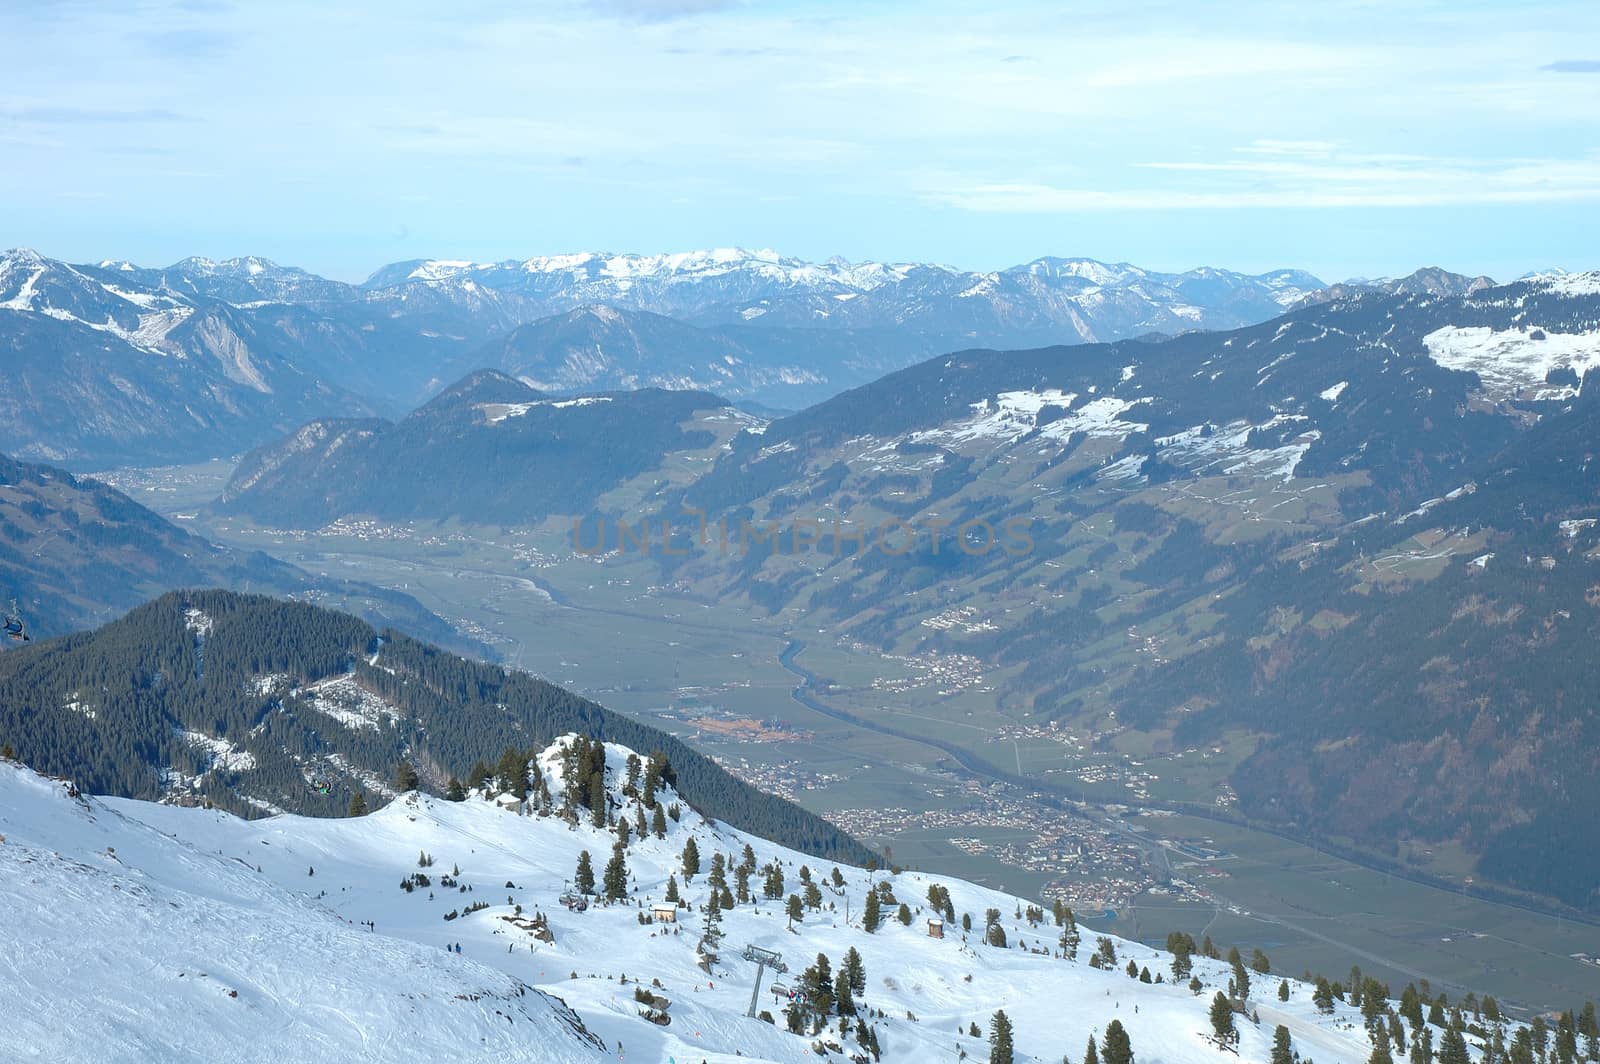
[2,0,1598,282]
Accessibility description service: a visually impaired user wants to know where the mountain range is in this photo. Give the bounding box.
[0,246,1381,464]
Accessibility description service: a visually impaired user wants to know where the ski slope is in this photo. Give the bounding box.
[0,741,1420,1063]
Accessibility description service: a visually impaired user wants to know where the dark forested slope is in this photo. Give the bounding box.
[0,589,870,864]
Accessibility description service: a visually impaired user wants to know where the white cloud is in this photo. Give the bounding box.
[929,147,1600,212]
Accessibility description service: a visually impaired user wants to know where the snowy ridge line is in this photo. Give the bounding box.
[0,736,1515,1063]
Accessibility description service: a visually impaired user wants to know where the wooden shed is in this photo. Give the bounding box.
[927,918,945,939]
[651,903,678,923]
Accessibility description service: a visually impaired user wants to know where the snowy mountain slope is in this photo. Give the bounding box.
[0,760,606,1063]
[1,740,1395,1064]
[0,249,376,467]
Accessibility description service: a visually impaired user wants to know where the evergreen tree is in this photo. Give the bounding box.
[834,968,855,1017]
[897,902,912,926]
[786,894,804,926]
[588,771,606,828]
[665,874,680,903]
[988,1009,1014,1064]
[863,889,881,933]
[1314,977,1336,1013]
[1370,1037,1395,1064]
[682,836,701,879]
[393,760,419,792]
[844,946,865,994]
[1279,980,1290,1002]
[1272,1025,1294,1064]
[603,844,628,901]
[1101,1018,1133,1064]
[1251,948,1271,974]
[445,776,465,801]
[574,850,595,895]
[1438,1026,1470,1064]
[1084,1035,1100,1064]
[1061,907,1080,961]
[651,803,667,838]
[1211,992,1237,1044]
[347,792,368,817]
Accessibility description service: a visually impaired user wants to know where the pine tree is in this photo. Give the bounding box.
[1314,977,1336,1013]
[1278,980,1290,1002]
[347,792,368,816]
[1211,991,1237,1044]
[897,902,912,926]
[834,968,855,1016]
[1438,1026,1470,1064]
[844,947,865,994]
[863,888,881,932]
[682,837,701,880]
[393,761,419,792]
[988,1009,1014,1064]
[1370,1037,1395,1064]
[651,803,667,838]
[603,844,628,901]
[588,771,606,828]
[1061,910,1081,961]
[1101,1018,1133,1064]
[1272,1025,1294,1064]
[787,894,804,926]
[665,874,680,903]
[445,776,465,801]
[574,850,595,895]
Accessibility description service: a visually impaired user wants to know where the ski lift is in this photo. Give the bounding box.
[558,881,589,911]
[4,602,29,643]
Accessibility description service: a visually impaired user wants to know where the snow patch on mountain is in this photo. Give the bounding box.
[1424,325,1600,401]
[0,739,1390,1063]
[0,760,606,1064]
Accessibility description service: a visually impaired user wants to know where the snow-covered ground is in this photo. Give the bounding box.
[1,740,1412,1063]
[1424,324,1600,401]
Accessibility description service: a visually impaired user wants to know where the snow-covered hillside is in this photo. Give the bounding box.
[1,741,1435,1063]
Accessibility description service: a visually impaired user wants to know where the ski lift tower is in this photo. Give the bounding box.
[741,944,787,1018]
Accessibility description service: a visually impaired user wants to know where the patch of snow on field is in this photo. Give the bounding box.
[1424,325,1600,400]
[917,389,1153,447]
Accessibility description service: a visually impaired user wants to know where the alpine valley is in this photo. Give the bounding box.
[6,245,1600,1064]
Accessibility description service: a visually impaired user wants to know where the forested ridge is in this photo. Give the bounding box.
[0,588,871,864]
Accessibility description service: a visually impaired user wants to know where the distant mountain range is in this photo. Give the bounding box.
[6,246,1476,464]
